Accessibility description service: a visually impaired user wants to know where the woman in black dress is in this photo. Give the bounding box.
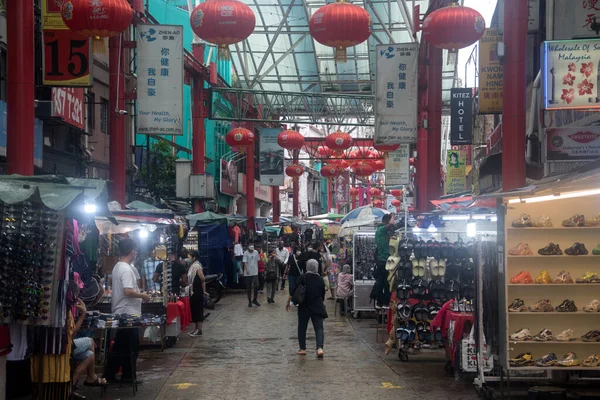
[187,251,207,337]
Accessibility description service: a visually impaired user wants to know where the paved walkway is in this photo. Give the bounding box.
[83,290,479,400]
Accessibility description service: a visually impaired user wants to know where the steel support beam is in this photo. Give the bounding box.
[254,33,309,84]
[367,0,395,44]
[109,35,127,206]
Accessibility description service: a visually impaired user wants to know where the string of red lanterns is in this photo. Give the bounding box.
[422,3,485,49]
[285,164,305,177]
[324,131,353,152]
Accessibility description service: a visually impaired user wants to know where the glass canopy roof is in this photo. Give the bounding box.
[165,0,459,103]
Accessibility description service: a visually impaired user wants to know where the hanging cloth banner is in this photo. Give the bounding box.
[384,144,410,185]
[374,43,419,145]
[334,171,350,205]
[450,88,473,145]
[444,150,467,195]
[137,24,184,135]
[259,127,284,186]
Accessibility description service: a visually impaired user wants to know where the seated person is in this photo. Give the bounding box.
[336,264,354,314]
[72,299,106,392]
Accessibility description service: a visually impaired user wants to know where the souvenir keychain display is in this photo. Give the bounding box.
[0,201,64,326]
[354,233,377,280]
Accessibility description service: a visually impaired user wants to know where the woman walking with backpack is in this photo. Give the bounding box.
[265,250,281,303]
[286,259,327,358]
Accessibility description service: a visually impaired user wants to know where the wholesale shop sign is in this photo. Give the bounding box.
[546,127,600,161]
[137,25,184,135]
[450,88,473,145]
[374,43,419,144]
[541,39,600,110]
[384,145,410,186]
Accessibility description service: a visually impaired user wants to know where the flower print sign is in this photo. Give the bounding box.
[542,40,600,110]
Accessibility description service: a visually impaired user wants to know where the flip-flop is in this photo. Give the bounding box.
[84,376,107,387]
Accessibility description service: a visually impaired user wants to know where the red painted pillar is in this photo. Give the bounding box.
[327,178,332,212]
[502,0,527,191]
[292,150,299,217]
[192,43,206,213]
[6,1,34,175]
[109,35,126,206]
[246,127,255,231]
[272,186,280,223]
[416,56,429,212]
[427,45,443,204]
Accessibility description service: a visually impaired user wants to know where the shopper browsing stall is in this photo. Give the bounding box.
[106,238,151,383]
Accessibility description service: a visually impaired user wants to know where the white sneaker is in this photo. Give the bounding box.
[188,329,198,337]
[510,328,532,341]
[555,329,576,342]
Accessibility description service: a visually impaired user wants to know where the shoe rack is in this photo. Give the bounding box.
[501,195,600,371]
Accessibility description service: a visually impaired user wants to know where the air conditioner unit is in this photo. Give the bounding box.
[190,174,214,198]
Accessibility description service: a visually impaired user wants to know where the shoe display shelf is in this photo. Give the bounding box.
[501,196,600,372]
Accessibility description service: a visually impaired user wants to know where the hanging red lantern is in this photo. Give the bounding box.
[61,0,133,51]
[390,189,403,198]
[372,199,383,208]
[325,131,353,152]
[286,164,305,177]
[316,146,334,158]
[190,0,256,59]
[277,130,304,150]
[422,3,485,49]
[369,187,381,197]
[374,143,400,153]
[320,165,339,178]
[329,158,349,169]
[353,163,374,177]
[350,187,359,197]
[369,159,385,171]
[225,127,255,147]
[391,199,401,207]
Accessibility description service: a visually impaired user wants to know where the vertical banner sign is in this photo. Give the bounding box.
[42,0,92,86]
[51,87,85,129]
[445,150,467,195]
[334,172,350,205]
[220,160,238,197]
[259,127,284,186]
[384,144,410,185]
[542,39,600,110]
[450,88,473,145]
[137,25,184,135]
[478,29,503,113]
[374,43,419,144]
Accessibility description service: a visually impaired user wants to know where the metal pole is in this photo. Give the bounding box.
[502,0,527,191]
[327,177,333,213]
[416,66,429,212]
[272,186,280,223]
[109,35,127,206]
[192,42,206,213]
[6,0,34,175]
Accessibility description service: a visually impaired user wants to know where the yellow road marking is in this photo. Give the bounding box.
[171,383,199,390]
[379,382,403,389]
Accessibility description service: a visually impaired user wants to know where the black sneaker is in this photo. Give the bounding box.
[252,299,261,307]
[248,302,252,307]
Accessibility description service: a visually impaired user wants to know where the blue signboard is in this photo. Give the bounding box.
[0,101,44,167]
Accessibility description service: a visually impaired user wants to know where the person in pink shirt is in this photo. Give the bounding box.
[232,223,241,244]
[336,264,354,298]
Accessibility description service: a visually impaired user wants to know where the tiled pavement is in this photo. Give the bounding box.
[80,290,479,400]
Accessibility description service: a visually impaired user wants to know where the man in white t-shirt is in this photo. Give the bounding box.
[243,245,261,307]
[106,238,151,383]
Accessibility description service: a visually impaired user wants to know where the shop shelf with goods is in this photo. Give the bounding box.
[352,231,377,316]
[501,194,600,372]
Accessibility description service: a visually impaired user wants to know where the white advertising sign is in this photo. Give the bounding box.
[374,43,418,144]
[137,25,184,135]
[542,39,600,110]
[384,144,410,185]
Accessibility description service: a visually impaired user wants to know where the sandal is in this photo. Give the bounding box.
[83,376,107,387]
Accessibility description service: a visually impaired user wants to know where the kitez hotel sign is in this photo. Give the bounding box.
[542,39,600,110]
[450,88,473,145]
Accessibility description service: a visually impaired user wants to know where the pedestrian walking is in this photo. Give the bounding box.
[243,245,261,307]
[265,250,281,303]
[285,245,303,296]
[187,251,208,337]
[258,247,266,294]
[287,259,327,358]
[275,241,289,290]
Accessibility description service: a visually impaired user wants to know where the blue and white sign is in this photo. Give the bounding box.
[137,25,184,135]
[0,101,43,168]
[374,43,419,145]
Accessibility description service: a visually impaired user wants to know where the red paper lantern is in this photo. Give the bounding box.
[372,199,383,208]
[61,0,132,38]
[369,159,385,171]
[391,199,401,207]
[422,3,485,49]
[390,189,403,198]
[277,130,304,150]
[316,146,334,158]
[309,0,371,62]
[325,131,353,152]
[350,187,359,197]
[190,0,256,58]
[374,143,400,153]
[226,127,255,147]
[286,164,305,177]
[320,165,340,178]
[369,187,381,197]
[353,163,374,177]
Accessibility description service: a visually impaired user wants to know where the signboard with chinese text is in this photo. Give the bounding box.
[575,1,600,38]
[450,88,473,145]
[444,150,466,195]
[137,25,184,135]
[384,145,410,186]
[42,0,92,86]
[546,126,600,161]
[542,39,600,110]
[334,172,350,205]
[259,127,284,186]
[51,87,85,130]
[374,43,418,144]
[478,29,503,113]
[220,160,238,197]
